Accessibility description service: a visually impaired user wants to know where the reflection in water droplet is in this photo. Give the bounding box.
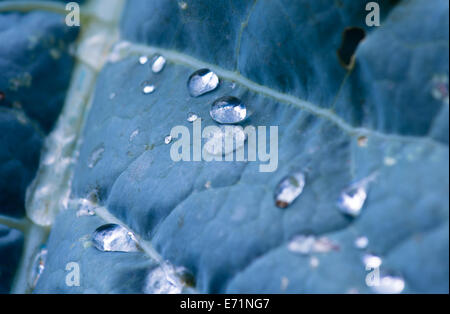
[187,69,219,97]
[337,185,367,217]
[164,135,173,145]
[92,224,140,252]
[372,274,405,294]
[29,247,48,289]
[362,253,382,268]
[151,55,166,73]
[88,144,105,169]
[354,236,369,249]
[187,112,199,123]
[210,96,247,124]
[144,263,185,294]
[142,81,156,95]
[139,55,149,65]
[203,125,247,156]
[274,172,306,209]
[288,235,338,255]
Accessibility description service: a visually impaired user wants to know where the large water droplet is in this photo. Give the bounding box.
[210,96,247,124]
[372,274,405,294]
[144,263,186,294]
[338,185,367,217]
[288,235,339,255]
[92,224,140,252]
[274,172,306,209]
[203,125,247,156]
[151,55,166,73]
[141,81,156,95]
[28,247,48,289]
[187,69,219,97]
[88,144,105,169]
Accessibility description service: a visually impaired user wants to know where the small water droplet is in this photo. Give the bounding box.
[187,112,199,123]
[187,69,219,97]
[354,236,369,250]
[28,247,48,289]
[142,81,156,95]
[274,172,306,209]
[178,1,188,10]
[210,96,247,124]
[109,92,116,100]
[139,55,149,65]
[76,199,96,217]
[144,263,185,294]
[431,74,449,105]
[203,125,247,156]
[164,135,173,145]
[288,235,339,255]
[129,129,140,142]
[362,253,382,268]
[357,135,368,147]
[88,144,105,169]
[92,224,140,252]
[338,185,367,217]
[372,274,405,294]
[151,55,166,73]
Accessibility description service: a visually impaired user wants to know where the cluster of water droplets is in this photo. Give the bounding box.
[138,54,167,95]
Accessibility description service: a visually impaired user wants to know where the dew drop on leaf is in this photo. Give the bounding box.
[28,247,48,289]
[187,69,219,97]
[274,172,306,209]
[144,263,185,294]
[92,224,140,252]
[187,112,199,123]
[88,144,105,169]
[76,198,96,217]
[141,81,155,94]
[151,55,166,73]
[164,135,173,144]
[354,236,369,250]
[337,185,367,217]
[210,96,247,124]
[138,55,149,65]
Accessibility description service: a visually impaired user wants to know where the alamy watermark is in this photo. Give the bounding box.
[365,2,381,27]
[65,2,80,27]
[169,119,279,173]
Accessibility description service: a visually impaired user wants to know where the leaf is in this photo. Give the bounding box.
[2,0,449,294]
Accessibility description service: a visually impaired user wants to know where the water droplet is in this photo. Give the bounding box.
[92,224,140,252]
[144,263,185,294]
[357,135,368,147]
[28,247,47,289]
[372,274,405,294]
[431,74,449,105]
[354,236,369,250]
[210,96,247,124]
[309,256,320,268]
[362,253,382,268]
[76,198,96,217]
[178,1,188,10]
[151,55,166,73]
[109,92,116,100]
[187,112,199,123]
[88,144,105,168]
[337,185,367,217]
[187,69,219,97]
[129,129,140,142]
[164,135,173,145]
[203,125,247,156]
[139,55,149,65]
[274,172,306,209]
[141,81,155,94]
[288,235,339,255]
